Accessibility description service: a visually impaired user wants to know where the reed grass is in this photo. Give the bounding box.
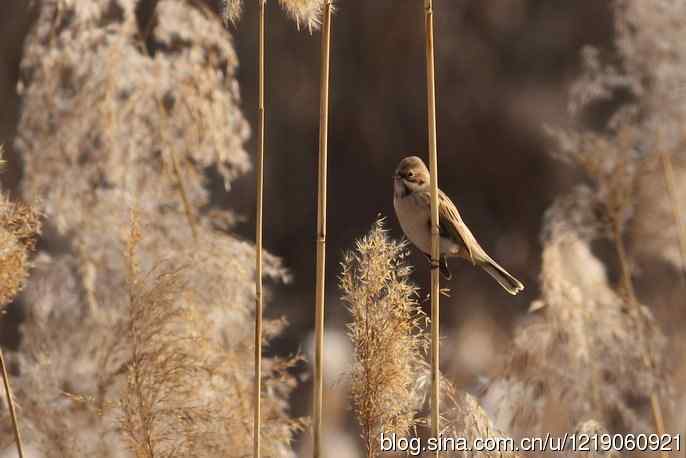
[313,2,332,457]
[340,219,428,458]
[660,152,686,286]
[0,350,24,458]
[158,100,198,240]
[423,0,441,449]
[254,1,267,457]
[604,166,667,454]
[0,146,39,458]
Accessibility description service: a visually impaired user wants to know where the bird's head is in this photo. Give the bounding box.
[394,155,430,196]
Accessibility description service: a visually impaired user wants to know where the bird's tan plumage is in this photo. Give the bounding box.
[393,155,524,295]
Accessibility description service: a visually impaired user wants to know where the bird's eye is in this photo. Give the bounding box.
[407,171,414,178]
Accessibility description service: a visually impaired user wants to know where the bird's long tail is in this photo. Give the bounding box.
[479,257,524,295]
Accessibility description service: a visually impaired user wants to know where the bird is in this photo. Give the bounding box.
[393,155,524,295]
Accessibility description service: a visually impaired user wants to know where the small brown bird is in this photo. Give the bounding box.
[393,155,524,295]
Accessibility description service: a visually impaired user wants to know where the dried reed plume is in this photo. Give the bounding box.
[0,194,41,307]
[340,219,428,457]
[442,381,518,458]
[221,0,325,31]
[423,0,442,447]
[312,2,333,457]
[119,214,210,457]
[566,420,621,458]
[483,189,670,436]
[0,164,39,458]
[544,0,686,441]
[5,1,302,455]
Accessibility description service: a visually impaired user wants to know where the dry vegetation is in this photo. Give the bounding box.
[2,1,301,456]
[340,219,428,456]
[482,0,684,444]
[1,0,685,457]
[0,192,40,307]
[222,0,325,31]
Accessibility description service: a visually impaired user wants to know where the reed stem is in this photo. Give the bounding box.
[660,152,686,287]
[611,210,667,458]
[1,349,25,458]
[313,2,332,457]
[424,0,440,449]
[169,149,198,240]
[157,99,198,240]
[253,0,266,457]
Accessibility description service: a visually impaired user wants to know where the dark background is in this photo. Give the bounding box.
[225,0,611,346]
[1,0,613,392]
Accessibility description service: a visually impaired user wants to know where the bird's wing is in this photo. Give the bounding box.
[416,190,486,264]
[438,190,478,263]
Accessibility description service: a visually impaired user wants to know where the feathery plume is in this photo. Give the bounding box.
[0,196,41,306]
[442,382,518,458]
[6,1,301,455]
[340,218,428,457]
[220,0,324,31]
[278,0,325,32]
[221,0,243,27]
[0,148,40,458]
[545,1,686,441]
[483,193,671,436]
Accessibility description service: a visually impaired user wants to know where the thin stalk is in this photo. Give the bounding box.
[169,149,198,240]
[611,214,667,458]
[650,393,667,447]
[1,349,25,458]
[158,100,198,240]
[253,1,266,457]
[141,3,196,239]
[313,2,332,458]
[424,0,440,448]
[660,152,686,287]
[612,218,636,302]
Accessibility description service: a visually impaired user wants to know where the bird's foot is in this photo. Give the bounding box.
[440,257,452,280]
[425,254,452,280]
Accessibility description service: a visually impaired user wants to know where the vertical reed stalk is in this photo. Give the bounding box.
[660,152,686,286]
[313,2,332,457]
[0,349,25,458]
[424,0,440,448]
[254,1,266,457]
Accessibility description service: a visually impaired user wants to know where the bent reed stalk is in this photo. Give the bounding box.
[254,1,267,457]
[1,349,25,458]
[313,2,332,457]
[423,0,440,450]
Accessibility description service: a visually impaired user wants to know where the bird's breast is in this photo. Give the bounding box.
[394,194,432,254]
[394,193,463,257]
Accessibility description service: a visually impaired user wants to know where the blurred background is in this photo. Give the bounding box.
[2,1,683,456]
[0,0,614,421]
